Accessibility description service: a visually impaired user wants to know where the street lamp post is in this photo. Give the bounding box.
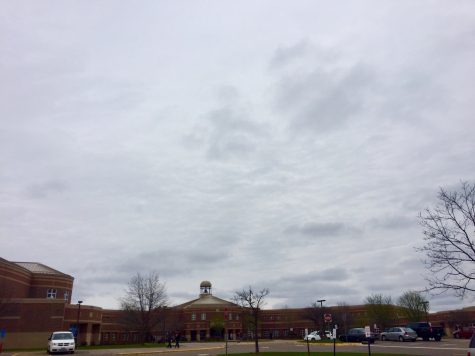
[422,301,429,323]
[76,301,83,345]
[317,299,326,338]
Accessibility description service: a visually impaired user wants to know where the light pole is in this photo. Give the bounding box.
[317,299,326,338]
[422,301,429,323]
[76,300,83,346]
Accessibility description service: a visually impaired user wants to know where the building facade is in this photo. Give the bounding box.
[1,258,474,349]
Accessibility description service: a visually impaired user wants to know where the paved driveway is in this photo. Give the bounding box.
[5,339,471,356]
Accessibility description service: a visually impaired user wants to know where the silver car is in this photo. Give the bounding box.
[380,327,417,342]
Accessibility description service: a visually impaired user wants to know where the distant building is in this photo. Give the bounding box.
[1,258,474,349]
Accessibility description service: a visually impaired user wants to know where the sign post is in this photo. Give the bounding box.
[305,328,309,356]
[364,325,372,356]
[324,314,332,338]
[332,325,337,356]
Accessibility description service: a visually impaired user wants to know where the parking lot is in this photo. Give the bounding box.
[3,338,472,356]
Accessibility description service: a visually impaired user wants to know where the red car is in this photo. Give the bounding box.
[453,324,475,339]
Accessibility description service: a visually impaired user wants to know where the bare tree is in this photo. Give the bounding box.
[120,271,168,343]
[364,294,396,331]
[397,290,429,322]
[332,302,353,337]
[233,286,269,353]
[302,302,328,336]
[418,181,475,298]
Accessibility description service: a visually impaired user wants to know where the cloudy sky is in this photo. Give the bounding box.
[1,1,474,312]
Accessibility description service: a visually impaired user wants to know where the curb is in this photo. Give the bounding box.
[118,346,224,355]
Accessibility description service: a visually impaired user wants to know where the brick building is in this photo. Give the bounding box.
[1,258,475,349]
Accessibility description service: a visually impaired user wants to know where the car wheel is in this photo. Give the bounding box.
[399,336,404,342]
[381,335,386,341]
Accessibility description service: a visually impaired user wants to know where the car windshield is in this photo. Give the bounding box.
[52,333,73,340]
[404,327,415,332]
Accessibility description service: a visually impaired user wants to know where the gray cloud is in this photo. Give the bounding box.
[285,222,346,237]
[186,104,269,161]
[273,63,374,133]
[269,40,311,69]
[1,1,474,313]
[26,180,69,199]
[367,215,417,230]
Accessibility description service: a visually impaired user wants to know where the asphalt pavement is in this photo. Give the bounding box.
[3,338,471,356]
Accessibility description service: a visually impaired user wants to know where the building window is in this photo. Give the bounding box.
[64,291,69,300]
[236,314,239,321]
[191,313,196,321]
[111,333,116,342]
[47,288,57,299]
[228,313,233,320]
[201,313,206,320]
[103,333,109,342]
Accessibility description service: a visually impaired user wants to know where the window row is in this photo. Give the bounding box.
[190,312,240,321]
[46,288,70,300]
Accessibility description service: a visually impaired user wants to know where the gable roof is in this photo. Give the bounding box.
[175,293,238,309]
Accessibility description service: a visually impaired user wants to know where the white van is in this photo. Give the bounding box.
[47,331,75,354]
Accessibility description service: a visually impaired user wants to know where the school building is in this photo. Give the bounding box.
[1,257,474,349]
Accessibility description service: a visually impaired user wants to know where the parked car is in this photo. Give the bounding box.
[468,333,475,356]
[453,324,475,339]
[47,331,75,354]
[324,330,336,340]
[380,327,417,342]
[304,330,334,341]
[304,331,321,341]
[339,328,375,343]
[406,322,444,341]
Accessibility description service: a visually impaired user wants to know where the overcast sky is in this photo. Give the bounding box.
[1,1,474,313]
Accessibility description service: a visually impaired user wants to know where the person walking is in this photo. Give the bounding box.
[167,333,173,348]
[174,333,180,348]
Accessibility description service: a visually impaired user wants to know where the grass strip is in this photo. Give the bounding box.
[219,352,412,356]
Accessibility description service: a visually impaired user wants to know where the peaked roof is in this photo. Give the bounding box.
[175,293,238,309]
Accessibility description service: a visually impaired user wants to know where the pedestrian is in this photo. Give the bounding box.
[174,333,180,348]
[167,333,172,348]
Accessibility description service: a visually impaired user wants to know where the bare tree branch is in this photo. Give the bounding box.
[233,286,269,353]
[120,271,168,343]
[417,181,475,298]
[397,290,429,322]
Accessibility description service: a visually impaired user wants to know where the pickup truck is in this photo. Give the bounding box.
[406,322,444,341]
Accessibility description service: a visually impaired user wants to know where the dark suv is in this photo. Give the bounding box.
[339,328,375,343]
